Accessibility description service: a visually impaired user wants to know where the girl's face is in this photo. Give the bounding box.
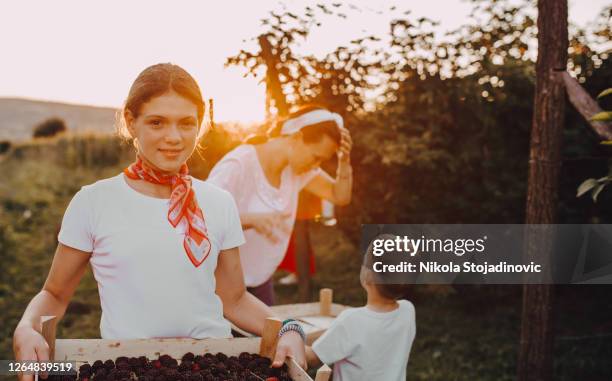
[126,91,200,174]
[288,133,338,174]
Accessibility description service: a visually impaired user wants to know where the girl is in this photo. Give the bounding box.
[207,105,353,305]
[12,63,306,380]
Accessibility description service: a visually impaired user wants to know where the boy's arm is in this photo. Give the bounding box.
[306,346,322,368]
[310,311,356,366]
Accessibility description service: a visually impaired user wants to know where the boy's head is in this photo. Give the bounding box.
[361,234,417,300]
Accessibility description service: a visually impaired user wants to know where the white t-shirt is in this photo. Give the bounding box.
[57,173,245,339]
[312,300,416,381]
[207,145,320,287]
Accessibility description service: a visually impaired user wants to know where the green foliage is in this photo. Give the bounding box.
[598,88,612,99]
[577,87,612,203]
[228,0,612,230]
[590,111,612,122]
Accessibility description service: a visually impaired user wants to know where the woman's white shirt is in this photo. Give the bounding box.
[207,145,320,287]
[58,173,245,339]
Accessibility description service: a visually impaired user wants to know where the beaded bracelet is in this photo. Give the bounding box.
[278,322,306,342]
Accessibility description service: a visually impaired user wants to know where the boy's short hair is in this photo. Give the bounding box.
[363,234,419,300]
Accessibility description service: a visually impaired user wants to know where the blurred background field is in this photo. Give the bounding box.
[1,0,612,379]
[0,133,611,380]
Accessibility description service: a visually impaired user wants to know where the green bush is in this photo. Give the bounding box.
[32,117,67,138]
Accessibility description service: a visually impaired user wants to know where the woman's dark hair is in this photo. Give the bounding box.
[259,104,342,145]
[117,63,205,141]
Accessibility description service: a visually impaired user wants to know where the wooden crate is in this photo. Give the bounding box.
[233,289,348,345]
[41,316,331,381]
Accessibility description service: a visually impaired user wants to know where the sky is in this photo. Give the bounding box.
[0,0,608,123]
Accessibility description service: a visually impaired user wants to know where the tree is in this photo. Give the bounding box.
[518,0,568,380]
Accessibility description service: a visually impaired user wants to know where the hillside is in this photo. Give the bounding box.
[0,98,117,141]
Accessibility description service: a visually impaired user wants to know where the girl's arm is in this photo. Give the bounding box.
[215,248,306,368]
[13,243,91,381]
[214,247,272,334]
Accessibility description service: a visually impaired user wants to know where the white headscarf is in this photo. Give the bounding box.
[280,109,344,135]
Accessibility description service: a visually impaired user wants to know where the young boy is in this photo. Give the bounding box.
[306,235,416,380]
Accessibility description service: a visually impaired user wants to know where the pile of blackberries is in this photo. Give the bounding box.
[46,352,293,381]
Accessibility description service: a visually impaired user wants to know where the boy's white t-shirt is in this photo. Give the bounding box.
[312,300,416,381]
[207,144,320,287]
[57,173,245,339]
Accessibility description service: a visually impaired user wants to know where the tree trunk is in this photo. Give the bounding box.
[518,1,568,381]
[258,35,290,117]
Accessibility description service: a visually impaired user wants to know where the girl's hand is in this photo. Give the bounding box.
[337,127,352,163]
[13,325,50,380]
[272,331,307,370]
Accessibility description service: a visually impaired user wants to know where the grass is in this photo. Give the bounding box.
[1,136,611,380]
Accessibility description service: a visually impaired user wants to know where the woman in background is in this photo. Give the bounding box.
[207,105,353,305]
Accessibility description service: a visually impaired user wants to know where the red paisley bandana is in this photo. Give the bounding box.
[124,155,211,267]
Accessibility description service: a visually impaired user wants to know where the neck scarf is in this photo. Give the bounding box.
[124,155,211,267]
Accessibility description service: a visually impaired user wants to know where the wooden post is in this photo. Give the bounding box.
[295,220,313,302]
[314,364,332,381]
[517,1,567,380]
[40,316,57,361]
[259,317,283,360]
[319,288,332,316]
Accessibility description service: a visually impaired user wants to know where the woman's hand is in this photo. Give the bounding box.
[13,325,50,380]
[337,127,352,163]
[272,331,307,370]
[245,212,291,243]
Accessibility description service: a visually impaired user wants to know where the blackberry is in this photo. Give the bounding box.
[80,351,295,381]
[128,357,141,369]
[178,360,192,372]
[92,360,104,372]
[187,374,203,381]
[115,357,128,366]
[78,363,92,374]
[146,368,160,378]
[95,368,108,379]
[116,362,131,372]
[159,354,173,366]
[181,352,195,362]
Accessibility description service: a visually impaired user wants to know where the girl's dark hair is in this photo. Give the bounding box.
[254,104,341,145]
[117,63,206,141]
